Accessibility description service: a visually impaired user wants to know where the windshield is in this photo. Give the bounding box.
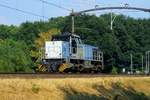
[52,35,70,41]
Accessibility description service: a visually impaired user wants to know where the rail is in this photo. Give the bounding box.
[0,73,149,79]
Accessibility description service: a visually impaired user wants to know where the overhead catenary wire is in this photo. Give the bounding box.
[0,0,9,4]
[0,3,49,19]
[41,0,45,20]
[36,0,71,11]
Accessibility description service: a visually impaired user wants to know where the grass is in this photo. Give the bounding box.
[0,77,149,100]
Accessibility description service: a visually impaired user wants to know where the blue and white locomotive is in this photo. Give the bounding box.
[41,33,104,73]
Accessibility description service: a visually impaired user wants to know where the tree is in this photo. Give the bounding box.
[31,28,60,58]
[0,39,33,72]
[0,14,150,73]
[31,29,60,71]
[35,29,60,48]
[0,25,18,40]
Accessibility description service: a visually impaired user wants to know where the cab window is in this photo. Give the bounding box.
[72,39,77,54]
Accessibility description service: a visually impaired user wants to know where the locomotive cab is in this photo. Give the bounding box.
[70,34,83,58]
[52,33,83,57]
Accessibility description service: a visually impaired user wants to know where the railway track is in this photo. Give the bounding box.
[0,73,149,79]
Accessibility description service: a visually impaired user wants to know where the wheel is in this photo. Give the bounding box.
[47,63,59,73]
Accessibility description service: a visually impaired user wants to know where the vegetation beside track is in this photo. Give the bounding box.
[0,77,149,100]
[0,14,150,73]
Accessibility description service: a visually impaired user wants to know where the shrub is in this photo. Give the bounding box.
[31,84,40,94]
[0,39,33,72]
[111,66,118,74]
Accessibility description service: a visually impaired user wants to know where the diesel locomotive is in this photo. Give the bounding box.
[40,32,104,73]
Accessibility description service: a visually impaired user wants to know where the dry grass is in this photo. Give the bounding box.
[0,77,149,100]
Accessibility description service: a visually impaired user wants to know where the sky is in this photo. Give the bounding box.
[0,0,150,25]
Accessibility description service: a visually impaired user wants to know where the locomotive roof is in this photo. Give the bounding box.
[53,32,80,38]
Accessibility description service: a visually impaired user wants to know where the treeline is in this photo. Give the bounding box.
[0,14,150,73]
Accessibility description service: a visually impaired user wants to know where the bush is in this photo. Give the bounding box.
[111,66,118,74]
[31,84,40,94]
[0,39,33,72]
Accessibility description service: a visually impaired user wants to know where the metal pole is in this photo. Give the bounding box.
[148,52,150,74]
[71,9,75,34]
[149,52,150,74]
[110,10,117,30]
[69,9,75,60]
[145,52,147,74]
[142,55,144,73]
[145,51,150,74]
[102,52,104,69]
[110,10,113,30]
[130,53,133,74]
[147,52,148,74]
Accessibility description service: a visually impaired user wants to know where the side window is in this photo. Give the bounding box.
[72,39,77,47]
[93,49,98,60]
[72,39,77,54]
[78,38,82,44]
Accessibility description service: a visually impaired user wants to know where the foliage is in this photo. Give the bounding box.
[0,25,18,40]
[31,84,40,94]
[35,28,60,48]
[31,29,60,58]
[0,39,33,72]
[0,14,150,73]
[32,29,60,68]
[111,66,118,74]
